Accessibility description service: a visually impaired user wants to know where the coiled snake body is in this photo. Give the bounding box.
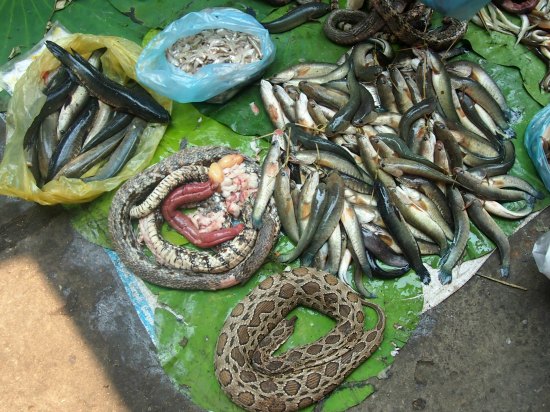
[215,267,386,411]
[323,0,468,50]
[108,146,280,290]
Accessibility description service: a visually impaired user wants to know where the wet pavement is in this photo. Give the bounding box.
[0,194,549,411]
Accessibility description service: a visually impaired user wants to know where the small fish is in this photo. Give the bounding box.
[57,47,106,138]
[37,112,59,180]
[326,62,361,136]
[447,60,510,116]
[301,172,345,266]
[274,166,300,244]
[80,111,133,153]
[84,118,147,182]
[273,85,297,122]
[45,41,170,123]
[376,73,399,112]
[252,140,281,228]
[427,50,460,123]
[54,127,126,179]
[481,175,544,199]
[294,93,316,130]
[269,62,338,84]
[380,157,456,184]
[463,193,511,278]
[297,170,320,234]
[260,80,288,130]
[398,97,436,145]
[341,199,375,297]
[438,187,469,285]
[390,66,414,114]
[432,122,464,170]
[325,224,343,275]
[396,175,453,227]
[23,68,77,150]
[278,183,327,263]
[286,59,351,87]
[361,225,409,268]
[454,168,532,202]
[262,2,332,33]
[292,149,366,182]
[389,186,449,253]
[46,99,99,181]
[374,180,431,284]
[449,73,510,133]
[298,81,349,111]
[82,100,114,149]
[467,140,515,178]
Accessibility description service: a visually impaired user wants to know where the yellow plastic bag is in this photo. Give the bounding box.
[0,33,172,205]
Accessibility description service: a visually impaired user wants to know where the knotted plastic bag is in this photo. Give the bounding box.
[533,231,550,279]
[135,7,276,104]
[0,33,171,205]
[525,104,550,192]
[421,0,491,19]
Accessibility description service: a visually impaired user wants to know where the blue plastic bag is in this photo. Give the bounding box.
[525,104,550,191]
[136,8,276,104]
[421,0,491,20]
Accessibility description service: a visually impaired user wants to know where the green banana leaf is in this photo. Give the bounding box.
[107,0,276,29]
[0,0,53,63]
[464,22,550,107]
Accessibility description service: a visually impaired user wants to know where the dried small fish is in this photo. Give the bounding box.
[166,29,263,74]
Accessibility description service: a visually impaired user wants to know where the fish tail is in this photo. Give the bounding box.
[500,266,510,278]
[438,268,452,285]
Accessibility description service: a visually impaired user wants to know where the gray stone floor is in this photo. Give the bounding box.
[0,194,549,411]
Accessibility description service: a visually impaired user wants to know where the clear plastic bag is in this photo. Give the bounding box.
[135,7,276,104]
[533,232,550,279]
[525,104,550,192]
[421,0,491,19]
[0,33,171,205]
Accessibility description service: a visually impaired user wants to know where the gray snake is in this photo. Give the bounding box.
[108,146,280,290]
[323,0,468,50]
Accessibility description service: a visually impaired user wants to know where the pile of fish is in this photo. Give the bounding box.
[255,38,544,297]
[23,40,170,187]
[166,29,263,74]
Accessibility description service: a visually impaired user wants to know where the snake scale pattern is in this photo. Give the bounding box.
[108,146,280,290]
[215,267,386,412]
[323,0,468,50]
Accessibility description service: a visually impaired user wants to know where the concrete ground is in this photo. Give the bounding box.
[0,194,549,412]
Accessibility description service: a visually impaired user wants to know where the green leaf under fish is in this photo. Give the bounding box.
[107,0,277,29]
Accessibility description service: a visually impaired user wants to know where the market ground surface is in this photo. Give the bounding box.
[1,193,549,412]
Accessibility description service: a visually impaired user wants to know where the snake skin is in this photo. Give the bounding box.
[215,267,385,412]
[324,0,467,50]
[108,146,280,290]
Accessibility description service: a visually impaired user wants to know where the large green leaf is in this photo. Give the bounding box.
[0,0,150,67]
[0,0,52,63]
[54,0,148,44]
[465,23,550,107]
[107,0,276,29]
